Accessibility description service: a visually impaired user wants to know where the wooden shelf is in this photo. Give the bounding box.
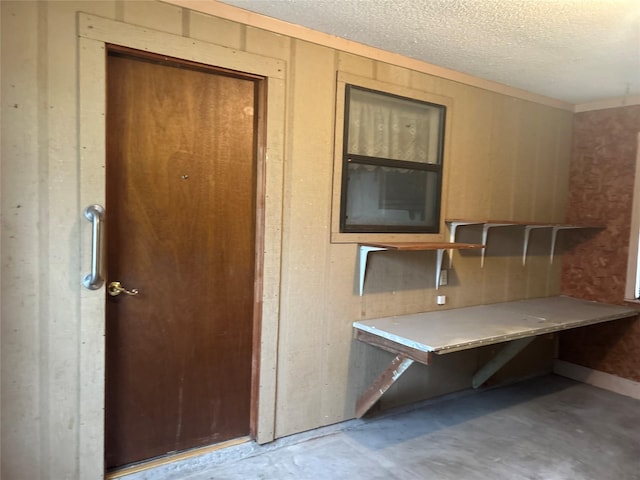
[446,219,603,266]
[359,241,484,251]
[358,242,485,295]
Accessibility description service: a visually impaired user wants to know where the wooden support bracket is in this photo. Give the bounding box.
[471,336,535,389]
[355,355,414,418]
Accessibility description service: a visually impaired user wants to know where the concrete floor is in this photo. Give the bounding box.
[123,375,640,480]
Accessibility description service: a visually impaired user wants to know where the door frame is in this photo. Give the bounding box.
[78,13,285,477]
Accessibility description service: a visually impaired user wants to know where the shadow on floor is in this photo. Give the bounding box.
[348,374,577,449]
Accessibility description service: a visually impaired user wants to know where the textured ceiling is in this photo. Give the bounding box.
[219,0,640,104]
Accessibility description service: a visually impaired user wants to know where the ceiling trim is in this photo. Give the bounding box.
[574,95,640,113]
[163,0,574,111]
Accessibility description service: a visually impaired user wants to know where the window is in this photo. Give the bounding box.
[340,85,446,234]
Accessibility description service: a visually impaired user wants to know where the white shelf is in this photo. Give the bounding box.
[358,242,485,295]
[446,219,602,266]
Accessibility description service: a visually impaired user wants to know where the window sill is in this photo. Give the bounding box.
[330,231,447,245]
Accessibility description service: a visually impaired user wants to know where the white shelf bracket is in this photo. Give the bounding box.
[522,225,551,266]
[448,223,459,268]
[447,221,482,268]
[358,246,386,296]
[523,226,533,266]
[481,225,490,268]
[480,223,516,268]
[550,226,583,264]
[436,248,445,290]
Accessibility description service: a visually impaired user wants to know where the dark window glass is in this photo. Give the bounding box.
[341,86,446,233]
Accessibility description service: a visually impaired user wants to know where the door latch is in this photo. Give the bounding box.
[108,281,139,297]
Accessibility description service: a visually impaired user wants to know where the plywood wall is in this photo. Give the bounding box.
[560,105,640,382]
[1,1,573,478]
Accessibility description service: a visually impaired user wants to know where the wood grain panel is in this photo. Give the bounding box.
[122,0,183,34]
[337,51,375,77]
[551,113,573,221]
[444,85,493,219]
[533,112,558,219]
[188,11,243,48]
[1,2,41,479]
[376,62,411,86]
[275,39,337,438]
[488,95,519,221]
[246,25,291,59]
[105,51,258,467]
[511,103,539,221]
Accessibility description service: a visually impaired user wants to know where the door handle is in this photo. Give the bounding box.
[82,204,105,290]
[108,281,139,297]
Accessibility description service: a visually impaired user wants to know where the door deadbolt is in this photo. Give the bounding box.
[108,281,139,297]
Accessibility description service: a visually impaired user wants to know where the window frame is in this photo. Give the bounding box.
[624,132,640,301]
[340,85,446,234]
[331,72,453,244]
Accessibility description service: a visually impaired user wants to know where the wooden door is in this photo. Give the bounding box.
[105,49,260,469]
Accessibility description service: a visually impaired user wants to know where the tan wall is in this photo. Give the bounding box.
[1,1,573,478]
